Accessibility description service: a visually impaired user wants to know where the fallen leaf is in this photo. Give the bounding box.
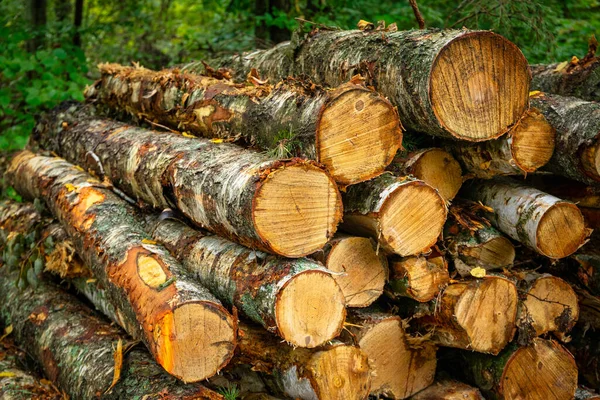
[105,339,123,393]
[40,379,53,386]
[181,132,195,138]
[470,267,487,278]
[553,61,569,72]
[357,20,374,31]
[0,325,13,341]
[64,183,76,192]
[210,138,224,144]
[0,371,16,378]
[141,239,157,245]
[86,278,97,284]
[529,90,542,97]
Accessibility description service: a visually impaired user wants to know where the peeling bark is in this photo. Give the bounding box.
[531,58,600,102]
[409,379,483,400]
[86,63,402,185]
[188,29,530,141]
[5,151,236,382]
[30,102,342,258]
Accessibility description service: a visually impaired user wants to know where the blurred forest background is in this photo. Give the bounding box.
[0,0,599,150]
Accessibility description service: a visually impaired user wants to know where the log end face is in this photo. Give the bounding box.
[536,202,587,259]
[275,270,346,348]
[430,32,530,141]
[326,236,387,307]
[501,339,577,400]
[581,139,600,181]
[317,88,402,185]
[510,108,556,172]
[254,163,342,258]
[410,149,463,201]
[380,181,447,256]
[468,236,516,270]
[155,302,236,382]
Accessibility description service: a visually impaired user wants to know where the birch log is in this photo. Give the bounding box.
[387,253,450,302]
[30,103,342,258]
[410,380,484,400]
[148,215,346,348]
[86,63,402,185]
[187,29,530,141]
[5,151,236,382]
[460,178,588,259]
[341,173,447,256]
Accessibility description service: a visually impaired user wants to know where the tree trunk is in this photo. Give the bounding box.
[460,178,588,259]
[30,103,342,258]
[148,215,346,348]
[254,0,268,46]
[73,0,83,47]
[188,29,530,142]
[530,92,600,185]
[387,253,450,303]
[345,309,437,399]
[28,0,47,52]
[310,234,388,307]
[531,58,600,102]
[54,0,71,22]
[340,173,447,257]
[409,379,484,400]
[235,322,371,400]
[447,108,555,178]
[458,338,578,400]
[87,63,402,185]
[388,148,463,201]
[567,328,600,390]
[5,151,236,382]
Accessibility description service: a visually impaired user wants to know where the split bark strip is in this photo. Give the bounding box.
[148,215,346,348]
[388,148,463,201]
[409,379,484,400]
[31,103,342,258]
[5,151,236,382]
[341,173,447,257]
[460,178,588,259]
[446,108,555,179]
[530,92,600,185]
[310,234,388,307]
[458,339,578,400]
[87,63,402,186]
[387,253,450,303]
[345,309,437,399]
[188,29,530,141]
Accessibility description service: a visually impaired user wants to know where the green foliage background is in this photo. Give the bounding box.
[1,0,599,150]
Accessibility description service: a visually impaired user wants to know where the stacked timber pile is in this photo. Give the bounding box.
[3,18,600,400]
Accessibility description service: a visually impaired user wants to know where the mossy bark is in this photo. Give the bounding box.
[387,253,449,302]
[531,58,600,102]
[5,151,236,382]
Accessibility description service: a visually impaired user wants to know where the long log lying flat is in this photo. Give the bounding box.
[87,63,402,185]
[148,215,346,348]
[5,151,236,382]
[187,29,530,142]
[31,103,342,258]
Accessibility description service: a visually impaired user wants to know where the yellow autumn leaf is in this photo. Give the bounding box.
[479,160,491,170]
[0,371,16,378]
[210,138,224,144]
[74,165,84,172]
[357,19,374,30]
[529,90,542,97]
[182,132,195,138]
[64,183,76,192]
[141,239,157,245]
[0,325,13,341]
[86,278,97,284]
[105,339,123,393]
[553,61,569,72]
[470,267,487,278]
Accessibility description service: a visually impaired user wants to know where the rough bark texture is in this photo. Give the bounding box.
[460,178,588,259]
[341,173,447,257]
[576,387,600,400]
[409,379,484,400]
[447,108,555,178]
[30,102,342,258]
[86,63,402,185]
[531,57,600,102]
[235,322,371,400]
[458,338,578,400]
[187,29,530,141]
[148,215,346,348]
[531,92,600,184]
[345,309,437,399]
[310,234,388,307]
[387,253,449,302]
[5,151,236,382]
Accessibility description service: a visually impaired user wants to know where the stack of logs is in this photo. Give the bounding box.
[1,24,600,400]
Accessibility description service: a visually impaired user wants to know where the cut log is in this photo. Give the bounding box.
[341,173,447,256]
[418,276,518,354]
[236,322,371,400]
[447,108,555,178]
[531,55,600,102]
[459,338,578,400]
[567,327,600,389]
[515,271,579,341]
[310,234,388,307]
[148,215,346,348]
[5,151,236,382]
[409,379,484,400]
[387,253,450,302]
[189,29,530,141]
[345,309,437,399]
[530,92,600,184]
[388,148,463,201]
[87,63,402,185]
[30,103,342,258]
[460,178,588,259]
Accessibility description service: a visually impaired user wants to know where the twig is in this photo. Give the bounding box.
[408,0,426,29]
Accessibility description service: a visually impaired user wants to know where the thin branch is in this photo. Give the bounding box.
[408,0,426,29]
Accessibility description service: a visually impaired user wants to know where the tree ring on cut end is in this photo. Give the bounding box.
[430,32,530,141]
[536,202,586,259]
[410,149,463,201]
[253,163,342,258]
[275,270,346,348]
[511,109,556,172]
